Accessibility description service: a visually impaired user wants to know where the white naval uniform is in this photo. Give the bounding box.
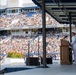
[71,35,76,64]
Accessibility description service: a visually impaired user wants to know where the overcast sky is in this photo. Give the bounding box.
[0,0,34,5]
[0,0,7,5]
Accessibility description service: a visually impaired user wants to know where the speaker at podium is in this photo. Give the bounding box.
[60,39,72,65]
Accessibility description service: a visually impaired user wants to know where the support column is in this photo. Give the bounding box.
[42,0,47,67]
[69,12,72,42]
[27,38,30,65]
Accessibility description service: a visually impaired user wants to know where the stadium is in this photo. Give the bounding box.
[0,0,76,67]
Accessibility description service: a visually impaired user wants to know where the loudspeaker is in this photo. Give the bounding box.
[41,57,52,64]
[26,57,39,66]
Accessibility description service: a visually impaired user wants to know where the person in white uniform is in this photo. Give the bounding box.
[71,32,76,64]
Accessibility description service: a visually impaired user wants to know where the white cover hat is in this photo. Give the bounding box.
[72,30,76,33]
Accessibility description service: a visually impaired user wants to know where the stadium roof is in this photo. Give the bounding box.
[32,0,76,24]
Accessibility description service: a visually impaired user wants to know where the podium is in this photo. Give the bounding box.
[60,39,72,65]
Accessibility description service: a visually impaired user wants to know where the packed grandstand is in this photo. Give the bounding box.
[0,0,76,63]
[0,12,59,28]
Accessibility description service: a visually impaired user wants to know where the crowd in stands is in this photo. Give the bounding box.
[0,31,69,60]
[0,36,7,43]
[0,12,59,28]
[0,11,66,61]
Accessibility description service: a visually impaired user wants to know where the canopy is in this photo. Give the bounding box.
[32,0,76,24]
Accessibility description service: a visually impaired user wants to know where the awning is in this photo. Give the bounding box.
[32,0,76,24]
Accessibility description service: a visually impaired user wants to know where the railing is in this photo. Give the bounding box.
[0,53,6,71]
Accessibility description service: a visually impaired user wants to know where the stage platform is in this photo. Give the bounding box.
[0,60,76,75]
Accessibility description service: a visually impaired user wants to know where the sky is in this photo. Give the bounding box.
[0,0,7,5]
[0,0,34,5]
